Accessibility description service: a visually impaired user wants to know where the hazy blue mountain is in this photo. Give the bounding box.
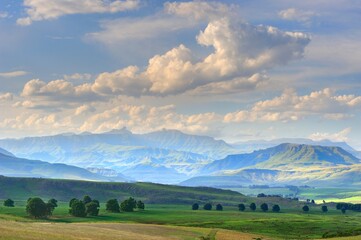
[0,129,237,182]
[142,129,236,158]
[201,143,360,175]
[0,147,14,157]
[233,138,360,157]
[0,152,127,181]
[182,166,361,188]
[120,162,188,184]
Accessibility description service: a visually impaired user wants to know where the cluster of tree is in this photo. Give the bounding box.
[306,199,316,204]
[238,203,280,213]
[257,193,281,198]
[192,202,281,212]
[69,195,100,217]
[191,203,223,211]
[106,197,145,213]
[336,203,361,213]
[3,198,14,207]
[302,205,329,213]
[26,197,58,218]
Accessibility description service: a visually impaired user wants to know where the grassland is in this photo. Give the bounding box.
[1,176,361,239]
[227,186,361,204]
[1,202,361,239]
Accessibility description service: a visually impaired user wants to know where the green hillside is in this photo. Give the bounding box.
[0,175,246,204]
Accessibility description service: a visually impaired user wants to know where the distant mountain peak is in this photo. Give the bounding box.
[105,127,132,135]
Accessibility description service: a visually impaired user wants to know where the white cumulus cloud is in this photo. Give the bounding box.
[17,0,140,26]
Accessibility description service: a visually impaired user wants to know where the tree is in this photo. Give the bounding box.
[322,205,328,213]
[302,205,310,213]
[120,197,137,212]
[137,200,145,210]
[83,195,92,205]
[238,203,245,212]
[260,203,268,212]
[336,203,342,210]
[192,203,199,210]
[86,201,100,216]
[250,203,256,211]
[69,198,77,207]
[4,199,14,207]
[26,197,48,218]
[272,204,280,213]
[69,199,86,217]
[203,203,212,210]
[106,199,120,213]
[46,198,58,215]
[341,207,346,214]
[216,204,223,211]
[48,198,58,208]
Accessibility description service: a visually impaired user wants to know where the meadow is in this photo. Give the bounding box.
[1,201,361,239]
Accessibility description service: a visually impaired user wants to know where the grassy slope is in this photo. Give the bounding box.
[1,203,361,239]
[0,176,246,204]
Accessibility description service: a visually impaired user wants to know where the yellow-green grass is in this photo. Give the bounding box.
[0,219,270,240]
[1,203,361,239]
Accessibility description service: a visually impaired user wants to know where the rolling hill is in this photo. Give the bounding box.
[183,143,361,188]
[0,175,246,204]
[0,152,127,182]
[200,143,360,175]
[232,138,361,158]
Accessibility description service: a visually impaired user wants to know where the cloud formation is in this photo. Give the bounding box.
[21,79,102,106]
[0,93,13,101]
[87,1,310,97]
[0,71,28,78]
[17,0,140,25]
[224,88,361,123]
[279,8,317,24]
[309,128,352,142]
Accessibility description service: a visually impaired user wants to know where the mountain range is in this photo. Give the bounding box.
[182,143,361,187]
[0,129,360,186]
[0,150,127,182]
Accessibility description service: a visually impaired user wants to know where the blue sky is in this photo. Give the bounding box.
[0,0,360,149]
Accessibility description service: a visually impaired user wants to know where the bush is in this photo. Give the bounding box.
[86,201,100,216]
[106,199,120,213]
[322,205,328,213]
[120,197,137,212]
[216,204,223,211]
[260,203,268,212]
[203,203,212,210]
[272,204,280,212]
[192,203,199,210]
[250,203,256,211]
[238,203,245,211]
[69,199,86,217]
[26,197,48,218]
[302,205,310,213]
[4,199,14,207]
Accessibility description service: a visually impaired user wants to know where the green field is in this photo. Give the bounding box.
[227,186,361,204]
[1,201,361,239]
[2,176,361,239]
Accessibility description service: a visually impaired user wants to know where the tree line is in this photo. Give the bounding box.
[191,202,346,214]
[2,196,145,218]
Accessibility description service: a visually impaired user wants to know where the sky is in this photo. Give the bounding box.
[0,0,360,149]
